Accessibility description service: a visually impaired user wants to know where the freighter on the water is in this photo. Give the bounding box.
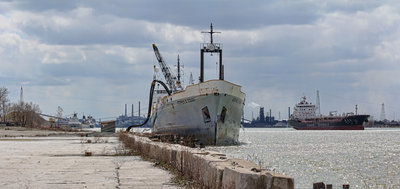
[288,94,369,130]
[128,24,246,145]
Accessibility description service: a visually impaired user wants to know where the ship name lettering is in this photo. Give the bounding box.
[232,97,242,104]
[177,98,195,105]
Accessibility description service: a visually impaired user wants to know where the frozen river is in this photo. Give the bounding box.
[207,128,400,189]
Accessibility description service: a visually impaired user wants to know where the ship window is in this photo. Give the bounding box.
[202,106,211,123]
[220,106,227,123]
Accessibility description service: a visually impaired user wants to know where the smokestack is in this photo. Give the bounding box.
[138,101,141,117]
[269,109,272,125]
[316,90,320,116]
[288,107,291,120]
[132,104,134,117]
[125,104,127,117]
[259,107,265,122]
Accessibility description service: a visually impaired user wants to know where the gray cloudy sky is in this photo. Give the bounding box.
[1,0,399,121]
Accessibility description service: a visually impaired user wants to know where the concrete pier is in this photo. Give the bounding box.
[121,133,294,189]
[0,132,179,188]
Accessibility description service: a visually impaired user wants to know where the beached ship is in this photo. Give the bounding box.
[151,79,245,145]
[129,24,245,145]
[288,95,369,130]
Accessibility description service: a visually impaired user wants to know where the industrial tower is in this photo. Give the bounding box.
[380,103,386,121]
[20,86,23,104]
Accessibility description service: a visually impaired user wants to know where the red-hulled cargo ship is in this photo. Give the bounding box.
[288,96,369,130]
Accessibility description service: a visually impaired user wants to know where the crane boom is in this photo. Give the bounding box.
[152,44,181,92]
[39,113,66,120]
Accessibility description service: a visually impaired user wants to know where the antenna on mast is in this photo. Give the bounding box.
[201,23,220,44]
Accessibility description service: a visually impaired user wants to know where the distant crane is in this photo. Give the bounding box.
[152,44,182,92]
[39,113,64,120]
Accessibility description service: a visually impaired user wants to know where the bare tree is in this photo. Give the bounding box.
[0,87,10,122]
[25,102,42,127]
[9,103,24,126]
[9,102,42,127]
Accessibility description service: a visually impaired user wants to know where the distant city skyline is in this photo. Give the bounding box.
[1,1,399,121]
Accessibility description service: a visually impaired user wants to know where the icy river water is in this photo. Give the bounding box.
[206,128,400,189]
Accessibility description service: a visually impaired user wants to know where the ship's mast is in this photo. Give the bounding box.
[202,23,220,44]
[200,23,223,82]
[355,104,358,115]
[177,55,181,84]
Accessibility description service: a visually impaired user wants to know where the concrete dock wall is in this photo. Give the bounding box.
[121,133,294,189]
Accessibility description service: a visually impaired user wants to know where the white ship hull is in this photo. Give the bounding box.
[151,80,245,145]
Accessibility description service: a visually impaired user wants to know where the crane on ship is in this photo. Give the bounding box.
[152,44,182,92]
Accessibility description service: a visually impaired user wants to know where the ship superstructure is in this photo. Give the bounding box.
[291,96,317,120]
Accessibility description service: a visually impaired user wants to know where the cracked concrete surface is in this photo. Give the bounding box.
[0,135,180,189]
